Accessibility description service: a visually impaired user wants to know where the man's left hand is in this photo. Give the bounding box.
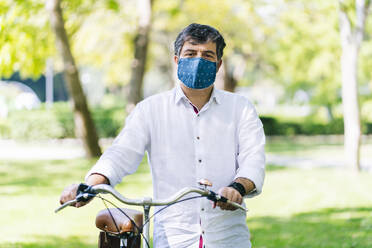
[213,187,242,211]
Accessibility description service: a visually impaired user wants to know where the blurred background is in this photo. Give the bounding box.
[1,0,372,247]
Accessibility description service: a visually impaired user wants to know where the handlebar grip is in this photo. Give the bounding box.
[54,199,77,213]
[55,183,97,213]
[226,200,248,212]
[218,195,228,203]
[207,190,248,211]
[76,183,96,202]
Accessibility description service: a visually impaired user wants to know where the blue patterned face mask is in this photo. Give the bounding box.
[177,57,217,89]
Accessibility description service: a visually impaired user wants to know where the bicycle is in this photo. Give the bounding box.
[55,179,248,248]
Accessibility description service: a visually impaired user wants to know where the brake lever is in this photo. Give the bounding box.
[207,190,248,212]
[55,183,97,213]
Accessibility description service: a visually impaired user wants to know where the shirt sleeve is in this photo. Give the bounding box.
[85,102,150,186]
[234,100,266,197]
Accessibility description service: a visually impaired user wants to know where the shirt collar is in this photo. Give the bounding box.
[174,81,222,105]
[210,86,222,105]
[175,82,187,104]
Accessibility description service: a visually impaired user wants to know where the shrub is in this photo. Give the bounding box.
[1,105,371,139]
[0,103,126,140]
[260,117,277,136]
[93,107,125,137]
[260,116,371,136]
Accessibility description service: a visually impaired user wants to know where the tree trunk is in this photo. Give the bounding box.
[325,104,334,122]
[340,39,362,171]
[47,0,102,158]
[338,0,370,171]
[219,57,246,92]
[223,60,237,92]
[127,0,153,110]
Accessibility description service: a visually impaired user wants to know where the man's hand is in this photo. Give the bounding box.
[60,174,109,208]
[213,187,242,211]
[59,183,89,208]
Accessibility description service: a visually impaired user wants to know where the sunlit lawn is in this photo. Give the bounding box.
[266,135,372,160]
[0,158,152,248]
[1,153,372,247]
[248,165,372,247]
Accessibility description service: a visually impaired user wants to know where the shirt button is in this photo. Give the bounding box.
[202,230,205,234]
[201,208,205,211]
[198,159,202,163]
[197,136,200,140]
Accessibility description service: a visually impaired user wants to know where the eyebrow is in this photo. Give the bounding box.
[204,50,216,56]
[182,49,216,56]
[182,49,197,54]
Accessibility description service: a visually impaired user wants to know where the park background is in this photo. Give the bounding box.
[1,0,372,247]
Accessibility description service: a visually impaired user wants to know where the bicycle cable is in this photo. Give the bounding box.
[98,195,151,248]
[100,197,140,248]
[142,195,205,227]
[97,194,206,248]
[100,196,121,234]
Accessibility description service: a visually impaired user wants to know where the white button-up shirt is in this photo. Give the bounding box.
[87,83,266,248]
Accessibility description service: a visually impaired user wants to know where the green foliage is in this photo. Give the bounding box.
[260,116,372,136]
[2,105,372,139]
[0,0,54,78]
[0,0,136,87]
[70,0,137,86]
[0,103,126,139]
[6,109,66,139]
[2,0,372,113]
[265,1,343,108]
[0,118,10,137]
[93,106,126,137]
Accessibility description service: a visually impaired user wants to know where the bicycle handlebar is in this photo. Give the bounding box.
[55,184,248,213]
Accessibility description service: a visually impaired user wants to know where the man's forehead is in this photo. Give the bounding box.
[181,40,217,53]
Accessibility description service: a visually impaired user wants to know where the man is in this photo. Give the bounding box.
[60,23,265,248]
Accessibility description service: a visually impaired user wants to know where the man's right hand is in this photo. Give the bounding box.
[59,183,89,208]
[60,174,109,208]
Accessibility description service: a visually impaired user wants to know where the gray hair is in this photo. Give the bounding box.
[174,23,226,60]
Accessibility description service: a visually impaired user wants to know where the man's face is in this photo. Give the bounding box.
[174,40,222,70]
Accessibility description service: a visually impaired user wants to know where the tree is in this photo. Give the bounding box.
[151,0,266,92]
[0,0,53,78]
[70,0,136,89]
[260,1,341,116]
[338,0,371,171]
[127,0,153,109]
[46,0,101,157]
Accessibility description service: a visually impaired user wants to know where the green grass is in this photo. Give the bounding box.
[248,166,372,247]
[0,158,152,248]
[266,136,372,159]
[1,157,371,247]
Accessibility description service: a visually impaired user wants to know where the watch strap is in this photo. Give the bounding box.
[228,182,246,197]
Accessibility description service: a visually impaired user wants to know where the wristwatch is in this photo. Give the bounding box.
[228,182,246,197]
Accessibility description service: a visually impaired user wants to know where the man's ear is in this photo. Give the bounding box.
[174,55,179,65]
[217,59,223,72]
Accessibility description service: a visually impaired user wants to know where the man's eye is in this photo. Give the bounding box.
[203,55,215,61]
